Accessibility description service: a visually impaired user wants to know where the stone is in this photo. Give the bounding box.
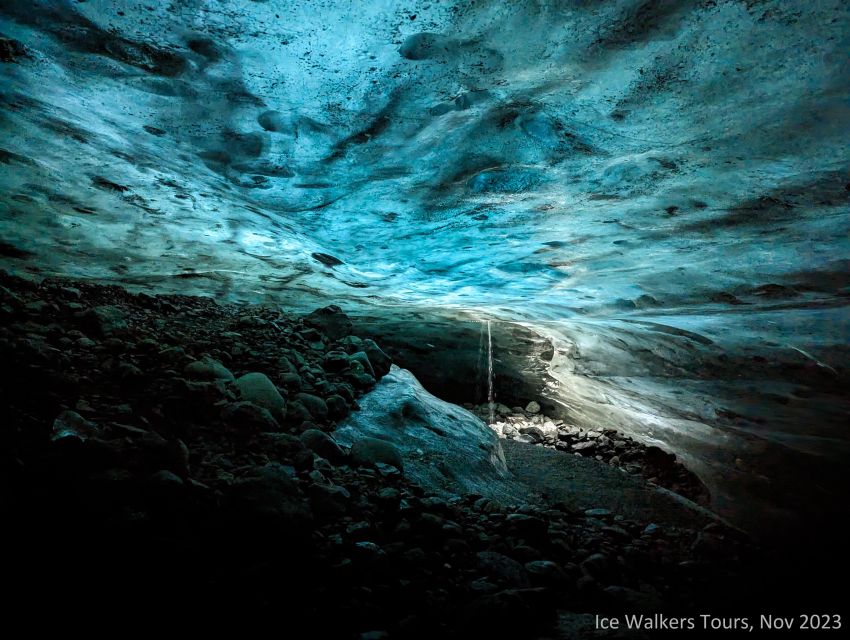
[300,429,345,464]
[496,403,512,416]
[331,382,355,403]
[135,432,191,477]
[476,551,530,587]
[352,540,386,559]
[350,351,377,379]
[280,371,302,389]
[361,339,391,378]
[184,358,235,382]
[581,553,611,579]
[224,463,312,537]
[148,469,184,488]
[505,513,547,539]
[325,394,349,420]
[304,305,353,340]
[469,578,499,593]
[51,410,99,444]
[286,400,312,425]
[222,401,281,432]
[349,437,404,472]
[525,400,541,414]
[158,346,187,364]
[307,483,351,520]
[602,526,631,540]
[572,441,596,452]
[144,469,187,506]
[235,372,286,415]
[278,356,297,373]
[518,426,545,443]
[645,445,676,469]
[349,370,377,389]
[377,487,401,507]
[524,560,569,587]
[322,350,351,373]
[296,392,328,420]
[80,306,128,337]
[338,335,363,353]
[116,362,144,382]
[263,433,313,470]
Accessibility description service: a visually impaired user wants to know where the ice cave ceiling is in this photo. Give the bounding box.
[1,1,849,535]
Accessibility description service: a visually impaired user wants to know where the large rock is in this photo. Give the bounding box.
[349,351,375,378]
[235,372,286,416]
[321,350,350,373]
[476,551,530,587]
[334,366,509,498]
[79,306,127,337]
[222,401,280,432]
[224,463,312,538]
[51,410,99,444]
[295,392,328,421]
[325,394,349,421]
[361,339,391,378]
[304,305,352,340]
[262,433,314,470]
[300,428,345,464]
[184,358,235,382]
[307,483,351,521]
[338,336,363,354]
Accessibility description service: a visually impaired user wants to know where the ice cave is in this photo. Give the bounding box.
[1,0,848,635]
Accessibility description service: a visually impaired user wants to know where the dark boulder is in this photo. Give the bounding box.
[300,429,345,464]
[362,339,391,378]
[304,305,353,340]
[325,394,349,421]
[296,392,328,421]
[221,401,281,432]
[79,306,128,338]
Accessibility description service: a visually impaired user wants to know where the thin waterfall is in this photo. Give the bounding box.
[487,320,495,424]
[475,320,485,405]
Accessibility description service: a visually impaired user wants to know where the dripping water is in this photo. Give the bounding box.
[487,319,494,424]
[475,320,485,405]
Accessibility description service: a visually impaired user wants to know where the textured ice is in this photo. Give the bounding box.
[1,1,849,534]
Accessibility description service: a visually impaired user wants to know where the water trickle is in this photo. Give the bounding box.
[487,320,495,424]
[475,320,485,405]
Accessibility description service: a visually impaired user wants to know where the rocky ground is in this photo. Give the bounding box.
[1,271,757,636]
[471,403,710,505]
